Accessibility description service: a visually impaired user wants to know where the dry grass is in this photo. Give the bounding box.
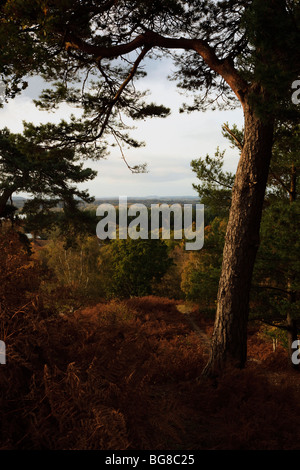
[1,293,300,450]
[1,228,300,450]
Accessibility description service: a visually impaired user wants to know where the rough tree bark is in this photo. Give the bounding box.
[203,97,274,376]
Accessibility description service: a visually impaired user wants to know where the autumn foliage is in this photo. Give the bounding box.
[1,301,300,450]
[1,228,300,450]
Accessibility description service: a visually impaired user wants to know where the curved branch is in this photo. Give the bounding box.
[269,170,292,196]
[65,32,146,59]
[64,30,249,105]
[96,45,150,139]
[222,123,244,151]
[144,31,249,103]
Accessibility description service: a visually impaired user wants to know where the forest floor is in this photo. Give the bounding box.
[2,295,300,450]
[177,298,300,394]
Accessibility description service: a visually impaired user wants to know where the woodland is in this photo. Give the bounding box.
[0,0,299,451]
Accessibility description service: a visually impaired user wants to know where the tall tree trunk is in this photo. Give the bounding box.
[203,100,274,377]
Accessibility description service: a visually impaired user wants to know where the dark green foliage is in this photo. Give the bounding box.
[108,238,173,298]
[241,0,299,113]
[189,120,300,337]
[267,122,300,201]
[252,199,300,322]
[1,1,298,147]
[252,122,300,327]
[0,127,96,226]
[181,217,227,305]
[191,147,234,220]
[23,202,99,248]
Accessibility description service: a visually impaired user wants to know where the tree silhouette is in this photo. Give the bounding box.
[0,127,96,220]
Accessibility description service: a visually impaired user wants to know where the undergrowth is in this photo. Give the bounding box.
[1,228,300,450]
[1,294,300,450]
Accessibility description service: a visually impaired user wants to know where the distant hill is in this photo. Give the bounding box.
[13,196,200,211]
[91,196,199,208]
[12,197,27,209]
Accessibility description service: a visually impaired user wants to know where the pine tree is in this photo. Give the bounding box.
[0,127,96,223]
[107,238,172,298]
[191,121,300,366]
[0,0,299,374]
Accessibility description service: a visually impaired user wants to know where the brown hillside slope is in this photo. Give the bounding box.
[1,296,300,450]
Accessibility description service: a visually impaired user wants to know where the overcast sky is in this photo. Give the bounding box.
[0,57,244,199]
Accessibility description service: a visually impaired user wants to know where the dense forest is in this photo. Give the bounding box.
[0,0,299,452]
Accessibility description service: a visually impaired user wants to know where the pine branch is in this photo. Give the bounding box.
[95,46,150,140]
[64,30,249,105]
[222,123,243,151]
